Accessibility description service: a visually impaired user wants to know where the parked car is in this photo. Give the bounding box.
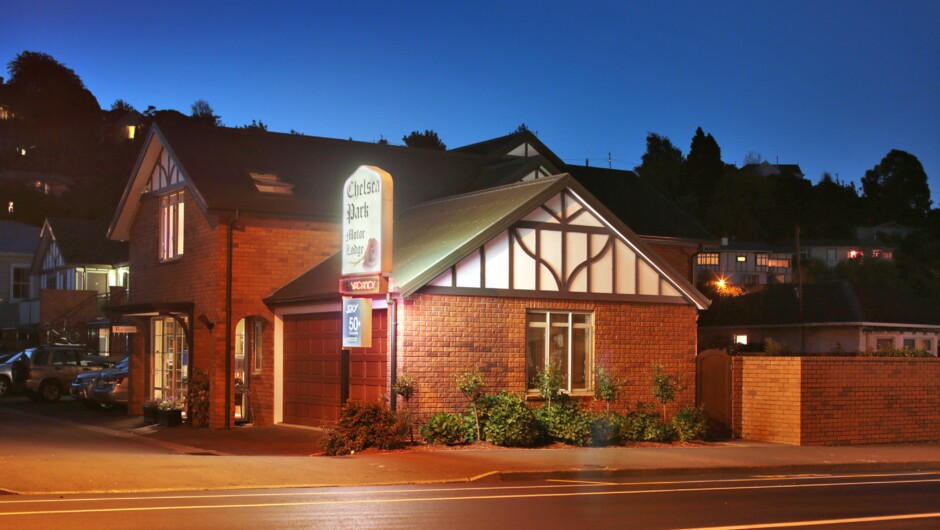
[90,365,130,408]
[0,351,31,397]
[71,356,129,406]
[23,345,112,402]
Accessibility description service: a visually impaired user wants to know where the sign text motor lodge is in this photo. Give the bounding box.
[341,166,393,276]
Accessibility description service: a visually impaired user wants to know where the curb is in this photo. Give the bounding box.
[495,461,940,482]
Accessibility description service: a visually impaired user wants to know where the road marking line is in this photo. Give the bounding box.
[3,477,940,517]
[677,511,940,529]
[1,471,937,506]
[547,479,618,485]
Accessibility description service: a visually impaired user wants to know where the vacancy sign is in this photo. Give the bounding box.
[342,166,393,276]
[342,297,372,348]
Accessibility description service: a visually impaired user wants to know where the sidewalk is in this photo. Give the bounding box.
[4,407,940,495]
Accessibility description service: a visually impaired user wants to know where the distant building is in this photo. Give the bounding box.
[740,161,805,179]
[694,238,794,289]
[0,221,39,350]
[699,281,940,355]
[802,222,913,267]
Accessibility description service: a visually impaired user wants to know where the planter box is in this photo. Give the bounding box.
[142,404,158,424]
[157,409,183,427]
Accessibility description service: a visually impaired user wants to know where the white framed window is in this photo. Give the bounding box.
[159,190,185,261]
[696,252,719,270]
[756,253,768,271]
[526,311,593,393]
[11,264,30,300]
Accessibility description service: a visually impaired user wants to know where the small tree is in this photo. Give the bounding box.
[457,371,485,443]
[392,373,417,443]
[651,363,684,423]
[533,363,564,408]
[593,366,620,412]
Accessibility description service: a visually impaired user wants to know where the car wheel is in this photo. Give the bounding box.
[40,381,62,402]
[0,376,11,397]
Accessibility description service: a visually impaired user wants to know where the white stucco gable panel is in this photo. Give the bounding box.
[425,187,699,304]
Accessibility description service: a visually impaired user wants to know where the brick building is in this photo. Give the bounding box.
[108,119,711,429]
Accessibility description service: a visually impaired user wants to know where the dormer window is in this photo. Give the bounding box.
[250,172,294,195]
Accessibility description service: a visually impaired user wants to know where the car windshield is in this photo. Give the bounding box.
[3,350,33,364]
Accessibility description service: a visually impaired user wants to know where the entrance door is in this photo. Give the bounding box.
[152,317,188,401]
[282,310,387,427]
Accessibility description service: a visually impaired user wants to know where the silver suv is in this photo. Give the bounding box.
[0,351,30,397]
[23,346,111,402]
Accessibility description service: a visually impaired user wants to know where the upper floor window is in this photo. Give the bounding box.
[159,190,185,261]
[768,257,791,269]
[756,253,768,271]
[696,252,719,271]
[526,311,593,393]
[826,248,837,262]
[11,265,30,300]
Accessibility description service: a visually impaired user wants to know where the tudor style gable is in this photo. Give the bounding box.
[424,187,700,306]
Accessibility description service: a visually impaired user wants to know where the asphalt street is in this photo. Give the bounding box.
[3,471,940,529]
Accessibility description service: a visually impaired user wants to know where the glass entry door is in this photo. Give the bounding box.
[152,317,188,402]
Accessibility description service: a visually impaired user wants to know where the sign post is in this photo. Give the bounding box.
[339,166,393,404]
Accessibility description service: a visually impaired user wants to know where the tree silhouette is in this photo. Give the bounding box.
[190,99,221,126]
[402,129,446,150]
[861,149,933,224]
[4,51,100,124]
[635,132,686,200]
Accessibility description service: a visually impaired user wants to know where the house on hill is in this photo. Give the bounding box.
[27,218,129,353]
[107,119,711,428]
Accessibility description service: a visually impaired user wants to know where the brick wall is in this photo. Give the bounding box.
[732,356,940,445]
[396,293,698,421]
[731,357,802,445]
[644,241,698,283]
[128,191,338,427]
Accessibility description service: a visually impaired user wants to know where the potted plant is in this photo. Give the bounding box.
[142,399,161,424]
[157,398,185,427]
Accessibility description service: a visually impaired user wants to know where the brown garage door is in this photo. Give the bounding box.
[283,311,387,427]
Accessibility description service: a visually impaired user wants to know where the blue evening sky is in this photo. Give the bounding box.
[3,1,939,204]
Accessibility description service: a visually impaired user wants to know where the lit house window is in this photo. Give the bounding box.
[756,253,768,271]
[159,190,185,261]
[734,334,748,345]
[526,311,593,393]
[768,257,791,269]
[696,252,719,271]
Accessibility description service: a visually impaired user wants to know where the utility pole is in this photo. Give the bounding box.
[796,224,804,353]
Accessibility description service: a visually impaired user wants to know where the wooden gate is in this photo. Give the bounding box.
[696,349,732,438]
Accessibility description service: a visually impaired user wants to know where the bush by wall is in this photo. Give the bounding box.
[321,401,408,456]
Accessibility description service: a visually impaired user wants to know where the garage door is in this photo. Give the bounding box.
[282,311,387,427]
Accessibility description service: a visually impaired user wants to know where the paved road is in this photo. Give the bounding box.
[3,471,940,529]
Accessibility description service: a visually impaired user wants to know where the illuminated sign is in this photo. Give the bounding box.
[342,298,372,348]
[342,166,393,276]
[112,325,138,334]
[339,275,388,295]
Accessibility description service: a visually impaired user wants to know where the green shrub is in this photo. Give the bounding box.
[590,412,622,447]
[860,347,931,358]
[621,402,674,442]
[671,405,708,442]
[321,400,408,456]
[420,412,466,445]
[536,396,593,446]
[480,391,541,447]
